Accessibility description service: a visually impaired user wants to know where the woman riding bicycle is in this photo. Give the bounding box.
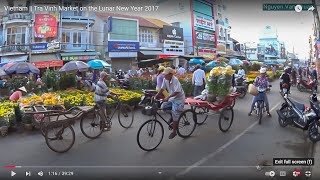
[248,68,271,117]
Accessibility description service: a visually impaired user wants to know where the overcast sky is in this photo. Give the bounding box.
[226,0,315,59]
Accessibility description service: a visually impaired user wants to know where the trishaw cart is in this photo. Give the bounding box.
[185,92,240,132]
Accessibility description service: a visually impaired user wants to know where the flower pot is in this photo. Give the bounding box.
[0,126,9,136]
[207,94,216,102]
[24,123,33,131]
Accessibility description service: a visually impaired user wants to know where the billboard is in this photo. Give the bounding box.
[34,14,58,38]
[194,15,215,31]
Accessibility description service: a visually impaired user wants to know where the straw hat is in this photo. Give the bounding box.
[18,86,27,93]
[158,66,165,71]
[162,67,175,75]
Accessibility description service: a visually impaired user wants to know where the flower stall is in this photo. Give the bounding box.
[0,101,17,136]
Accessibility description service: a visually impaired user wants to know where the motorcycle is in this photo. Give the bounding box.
[235,77,249,99]
[276,93,320,143]
[253,85,272,124]
[297,77,317,92]
[139,89,163,108]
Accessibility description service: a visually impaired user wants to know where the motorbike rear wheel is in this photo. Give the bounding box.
[297,84,304,92]
[308,122,320,143]
[238,88,246,99]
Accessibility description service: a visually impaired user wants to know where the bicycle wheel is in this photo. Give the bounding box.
[118,104,134,128]
[137,119,164,151]
[45,122,75,153]
[177,109,197,138]
[80,110,104,139]
[37,115,50,137]
[218,107,234,132]
[194,107,209,125]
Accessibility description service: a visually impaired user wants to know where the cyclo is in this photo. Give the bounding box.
[21,93,134,153]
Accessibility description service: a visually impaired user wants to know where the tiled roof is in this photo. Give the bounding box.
[96,12,168,28]
[144,18,170,28]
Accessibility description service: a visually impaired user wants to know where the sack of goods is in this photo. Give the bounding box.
[248,84,258,96]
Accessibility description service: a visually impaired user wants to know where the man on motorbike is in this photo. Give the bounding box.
[280,67,291,94]
[235,65,246,86]
[248,68,271,117]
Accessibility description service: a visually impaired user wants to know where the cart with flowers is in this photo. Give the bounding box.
[184,66,240,132]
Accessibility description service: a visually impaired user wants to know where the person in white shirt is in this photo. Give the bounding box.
[176,65,186,76]
[192,64,206,97]
[235,65,246,86]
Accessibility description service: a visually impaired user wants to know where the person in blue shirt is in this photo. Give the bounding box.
[201,63,207,72]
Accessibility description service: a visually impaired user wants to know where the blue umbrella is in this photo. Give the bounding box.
[189,58,205,64]
[229,59,243,65]
[5,62,40,74]
[206,61,216,67]
[87,59,111,69]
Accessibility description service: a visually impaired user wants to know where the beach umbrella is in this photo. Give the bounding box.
[229,59,243,65]
[0,68,6,76]
[2,62,15,70]
[206,61,216,67]
[5,62,40,74]
[189,58,205,64]
[242,60,251,65]
[59,61,89,72]
[87,59,111,69]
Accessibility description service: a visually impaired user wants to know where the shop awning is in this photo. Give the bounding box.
[31,54,59,62]
[60,51,99,61]
[0,55,28,64]
[140,50,163,56]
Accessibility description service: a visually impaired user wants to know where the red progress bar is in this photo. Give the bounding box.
[4,166,21,169]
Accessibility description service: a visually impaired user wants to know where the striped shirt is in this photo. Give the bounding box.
[94,80,110,102]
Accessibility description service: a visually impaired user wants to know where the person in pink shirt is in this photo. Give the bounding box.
[9,86,27,102]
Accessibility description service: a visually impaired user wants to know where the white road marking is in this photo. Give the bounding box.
[175,101,282,177]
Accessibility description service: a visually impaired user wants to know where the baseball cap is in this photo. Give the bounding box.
[260,68,267,74]
[162,67,175,75]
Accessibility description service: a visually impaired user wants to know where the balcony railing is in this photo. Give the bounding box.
[0,44,29,53]
[60,43,94,51]
[61,11,95,24]
[2,13,32,23]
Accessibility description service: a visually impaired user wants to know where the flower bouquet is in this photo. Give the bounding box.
[207,67,234,102]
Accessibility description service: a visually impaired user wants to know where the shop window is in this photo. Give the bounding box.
[139,29,153,43]
[6,26,27,50]
[73,32,82,47]
[62,31,70,45]
[74,2,83,16]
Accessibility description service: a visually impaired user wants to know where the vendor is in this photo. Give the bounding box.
[9,86,27,102]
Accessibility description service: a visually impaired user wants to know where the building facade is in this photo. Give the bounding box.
[0,0,98,72]
[214,0,232,56]
[93,13,174,71]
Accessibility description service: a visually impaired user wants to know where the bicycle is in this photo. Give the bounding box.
[137,98,197,151]
[80,94,134,139]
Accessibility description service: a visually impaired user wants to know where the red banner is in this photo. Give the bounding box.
[33,60,63,68]
[34,14,58,38]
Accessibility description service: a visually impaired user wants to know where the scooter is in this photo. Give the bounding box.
[276,92,320,143]
[235,77,249,99]
[139,89,163,108]
[297,77,317,92]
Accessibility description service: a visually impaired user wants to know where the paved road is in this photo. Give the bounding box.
[0,80,318,180]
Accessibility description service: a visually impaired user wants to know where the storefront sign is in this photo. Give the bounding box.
[194,15,215,31]
[62,55,96,61]
[33,60,63,68]
[197,48,216,58]
[108,41,139,52]
[31,41,60,51]
[163,25,183,41]
[34,14,58,38]
[217,43,226,52]
[163,40,184,55]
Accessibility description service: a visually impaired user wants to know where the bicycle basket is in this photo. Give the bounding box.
[142,105,157,116]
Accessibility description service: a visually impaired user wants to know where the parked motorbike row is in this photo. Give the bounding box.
[278,86,320,143]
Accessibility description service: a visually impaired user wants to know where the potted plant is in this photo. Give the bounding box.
[207,67,233,102]
[0,117,10,136]
[22,114,33,131]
